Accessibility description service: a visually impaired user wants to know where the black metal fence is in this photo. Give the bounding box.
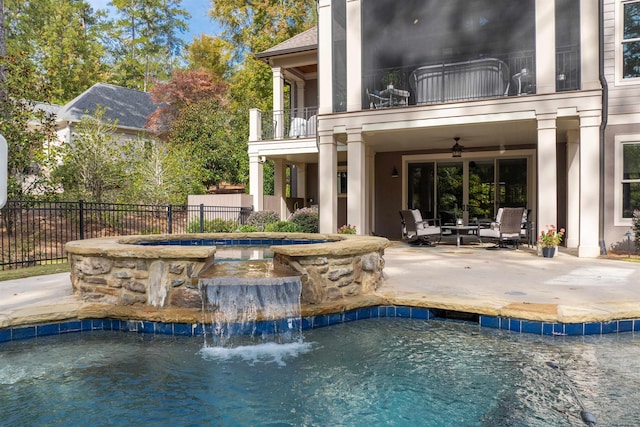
[0,200,253,270]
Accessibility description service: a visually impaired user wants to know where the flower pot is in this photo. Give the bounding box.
[542,247,556,258]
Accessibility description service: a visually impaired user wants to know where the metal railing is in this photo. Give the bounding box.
[556,45,581,92]
[260,106,318,140]
[0,200,253,270]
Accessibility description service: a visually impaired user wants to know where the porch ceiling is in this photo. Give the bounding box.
[363,118,577,153]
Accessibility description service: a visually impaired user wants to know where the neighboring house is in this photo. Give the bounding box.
[248,0,640,257]
[55,83,156,145]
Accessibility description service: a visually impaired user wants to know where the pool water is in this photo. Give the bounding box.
[1,319,639,426]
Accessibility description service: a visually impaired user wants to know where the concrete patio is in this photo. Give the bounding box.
[1,241,640,328]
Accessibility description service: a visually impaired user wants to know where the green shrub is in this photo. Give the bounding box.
[187,218,237,233]
[246,210,280,230]
[264,221,302,233]
[236,224,259,233]
[289,207,319,233]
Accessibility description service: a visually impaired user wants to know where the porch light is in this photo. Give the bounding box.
[391,166,399,178]
[451,137,463,158]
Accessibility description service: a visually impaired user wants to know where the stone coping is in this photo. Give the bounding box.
[64,233,390,259]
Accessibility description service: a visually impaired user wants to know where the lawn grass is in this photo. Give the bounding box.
[0,262,70,282]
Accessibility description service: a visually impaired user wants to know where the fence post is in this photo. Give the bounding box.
[79,199,84,240]
[199,204,204,233]
[167,204,173,234]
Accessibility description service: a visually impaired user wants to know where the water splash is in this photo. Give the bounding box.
[198,275,306,362]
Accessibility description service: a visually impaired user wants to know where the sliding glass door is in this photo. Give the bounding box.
[407,158,528,224]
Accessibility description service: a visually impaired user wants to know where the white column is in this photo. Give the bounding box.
[346,0,362,112]
[318,132,337,233]
[537,112,558,231]
[272,67,284,139]
[566,129,580,248]
[578,110,602,257]
[580,0,601,90]
[249,109,261,141]
[249,155,264,211]
[318,0,333,115]
[273,159,287,220]
[347,128,366,234]
[535,0,556,94]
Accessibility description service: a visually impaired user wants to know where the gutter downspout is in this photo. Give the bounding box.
[599,0,609,255]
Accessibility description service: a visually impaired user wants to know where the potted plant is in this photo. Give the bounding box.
[538,225,565,258]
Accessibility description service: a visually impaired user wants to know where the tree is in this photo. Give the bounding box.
[3,0,108,104]
[146,69,227,137]
[127,139,206,205]
[54,107,132,203]
[168,98,246,188]
[186,34,232,79]
[108,0,190,90]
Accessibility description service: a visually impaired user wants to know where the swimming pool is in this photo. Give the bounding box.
[1,318,638,426]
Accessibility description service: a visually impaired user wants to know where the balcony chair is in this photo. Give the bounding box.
[478,207,526,249]
[367,88,390,109]
[399,209,442,246]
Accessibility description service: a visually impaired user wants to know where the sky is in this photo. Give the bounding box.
[87,0,221,43]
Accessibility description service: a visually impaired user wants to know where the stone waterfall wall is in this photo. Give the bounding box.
[65,234,390,321]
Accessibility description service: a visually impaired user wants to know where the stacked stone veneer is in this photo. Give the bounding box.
[65,233,389,322]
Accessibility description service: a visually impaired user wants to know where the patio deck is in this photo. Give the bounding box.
[1,241,640,330]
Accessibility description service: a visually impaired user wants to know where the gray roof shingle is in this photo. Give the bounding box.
[56,83,156,131]
[256,27,318,58]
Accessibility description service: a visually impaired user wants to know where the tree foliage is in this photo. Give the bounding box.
[146,69,227,137]
[108,0,190,91]
[186,35,232,79]
[54,107,131,203]
[3,0,108,104]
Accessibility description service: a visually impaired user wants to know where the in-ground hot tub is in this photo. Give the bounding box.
[65,233,389,323]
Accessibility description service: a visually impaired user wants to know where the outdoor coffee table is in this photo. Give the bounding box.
[441,225,481,248]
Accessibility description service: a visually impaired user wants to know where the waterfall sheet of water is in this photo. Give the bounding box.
[199,276,304,351]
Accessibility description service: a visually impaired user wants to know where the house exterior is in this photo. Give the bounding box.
[55,83,157,144]
[248,0,640,257]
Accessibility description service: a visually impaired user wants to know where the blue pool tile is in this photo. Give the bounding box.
[155,322,174,335]
[395,306,411,318]
[301,316,314,330]
[91,320,104,330]
[564,323,584,336]
[619,320,633,333]
[174,323,193,336]
[81,320,93,331]
[327,313,343,326]
[584,322,601,335]
[356,307,372,320]
[542,323,555,336]
[410,307,430,320]
[508,319,521,333]
[521,321,542,335]
[0,329,10,343]
[192,323,205,337]
[313,315,329,328]
[383,306,396,318]
[634,319,640,332]
[60,320,82,334]
[12,326,36,340]
[479,316,500,329]
[602,321,618,334]
[139,321,155,334]
[552,323,565,335]
[37,323,60,337]
[343,310,357,323]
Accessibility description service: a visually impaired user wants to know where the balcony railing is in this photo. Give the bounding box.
[556,45,580,92]
[259,107,318,141]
